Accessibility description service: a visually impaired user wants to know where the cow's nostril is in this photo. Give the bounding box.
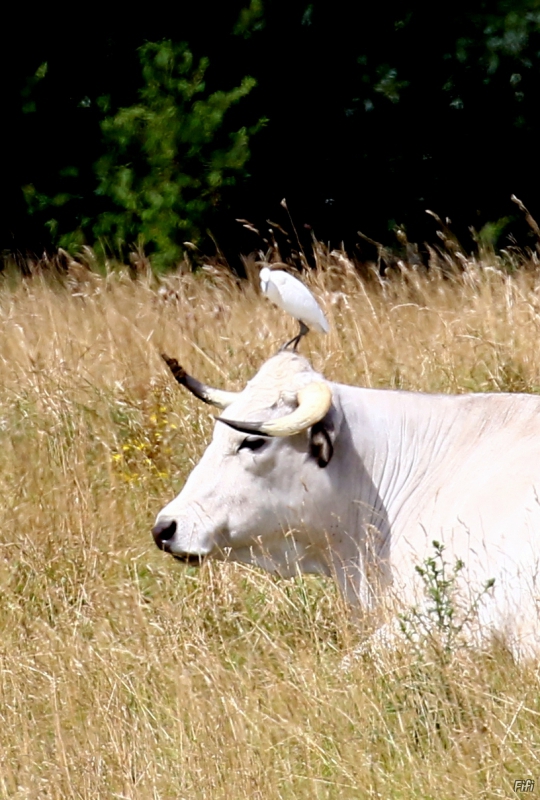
[152,519,177,548]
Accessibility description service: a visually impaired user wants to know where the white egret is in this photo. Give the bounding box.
[259,267,329,350]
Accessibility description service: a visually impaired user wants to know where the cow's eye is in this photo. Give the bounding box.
[238,436,268,453]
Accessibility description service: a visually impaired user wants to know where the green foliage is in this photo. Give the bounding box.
[476,216,512,249]
[10,2,540,262]
[21,39,263,270]
[233,0,265,37]
[373,64,410,104]
[400,540,495,657]
[390,543,498,755]
[20,61,48,115]
[92,41,263,269]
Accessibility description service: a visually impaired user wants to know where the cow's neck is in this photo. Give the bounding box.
[322,385,464,607]
[345,386,465,526]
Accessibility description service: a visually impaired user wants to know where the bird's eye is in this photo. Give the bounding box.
[238,437,268,453]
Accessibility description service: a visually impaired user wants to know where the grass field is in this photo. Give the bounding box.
[1,245,540,798]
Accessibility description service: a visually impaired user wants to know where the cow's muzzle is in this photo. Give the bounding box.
[152,518,206,566]
[152,518,177,549]
[172,553,206,566]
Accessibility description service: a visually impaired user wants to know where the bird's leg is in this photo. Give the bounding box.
[295,320,310,350]
[281,321,310,352]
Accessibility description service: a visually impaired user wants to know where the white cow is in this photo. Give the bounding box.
[154,352,540,655]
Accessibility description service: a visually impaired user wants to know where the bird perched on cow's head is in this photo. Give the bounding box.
[259,267,329,350]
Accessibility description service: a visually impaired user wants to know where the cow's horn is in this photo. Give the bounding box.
[161,354,239,409]
[218,381,332,437]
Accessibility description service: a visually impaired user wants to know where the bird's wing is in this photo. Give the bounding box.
[277,274,329,332]
[264,270,329,332]
[265,278,286,309]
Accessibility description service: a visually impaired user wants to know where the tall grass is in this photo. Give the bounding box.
[1,246,540,798]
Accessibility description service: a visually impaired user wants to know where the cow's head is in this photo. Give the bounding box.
[152,352,343,575]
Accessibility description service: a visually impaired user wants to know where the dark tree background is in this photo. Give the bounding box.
[3,0,540,265]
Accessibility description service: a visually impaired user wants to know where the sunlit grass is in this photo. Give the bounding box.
[0,247,539,797]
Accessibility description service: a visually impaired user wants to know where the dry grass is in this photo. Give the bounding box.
[1,246,540,798]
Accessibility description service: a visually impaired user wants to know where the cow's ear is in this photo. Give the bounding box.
[305,386,341,468]
[310,421,333,467]
[309,412,337,468]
